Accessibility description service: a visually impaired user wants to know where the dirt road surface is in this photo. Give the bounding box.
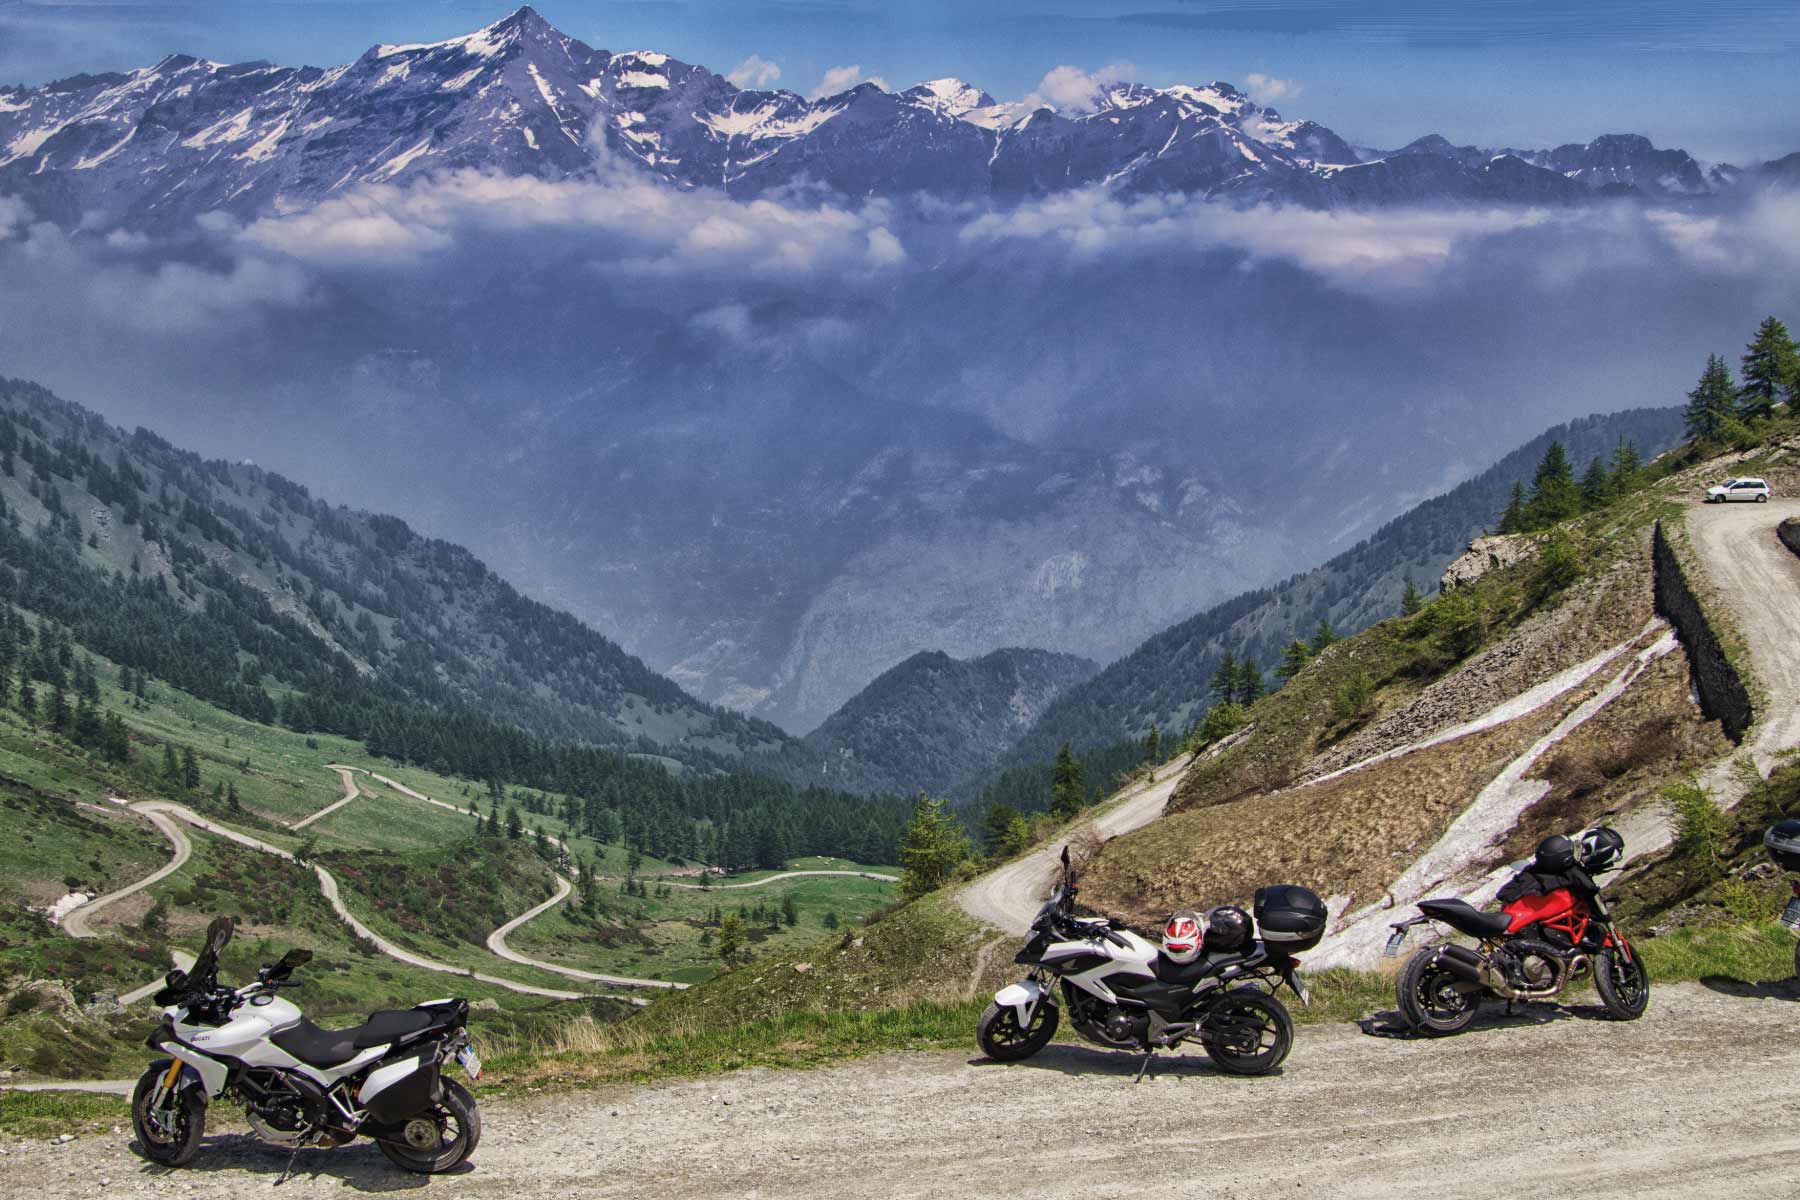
[9,981,1800,1198]
[1685,498,1800,771]
[486,873,683,992]
[60,807,190,939]
[960,755,1192,935]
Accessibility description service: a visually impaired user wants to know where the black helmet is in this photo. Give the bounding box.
[1206,905,1252,952]
[1534,834,1578,873]
[1577,826,1624,871]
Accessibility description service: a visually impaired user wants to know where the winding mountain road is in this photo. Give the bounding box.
[288,766,362,831]
[668,869,897,890]
[60,807,190,939]
[1685,498,1800,770]
[958,755,1192,936]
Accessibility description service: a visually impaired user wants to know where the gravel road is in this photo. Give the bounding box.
[9,981,1800,1198]
[1685,498,1800,772]
[959,755,1192,935]
[60,808,189,940]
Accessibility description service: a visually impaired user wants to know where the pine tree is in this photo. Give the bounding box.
[506,806,523,840]
[1400,579,1425,617]
[1143,723,1161,762]
[1276,639,1313,680]
[1684,353,1740,442]
[181,745,200,790]
[898,795,973,900]
[1208,650,1238,702]
[161,742,180,782]
[1050,744,1085,821]
[782,894,798,926]
[1309,619,1339,653]
[1608,437,1642,495]
[1579,456,1611,510]
[1233,659,1263,705]
[1740,316,1798,420]
[1528,441,1580,524]
[716,913,745,965]
[227,781,241,812]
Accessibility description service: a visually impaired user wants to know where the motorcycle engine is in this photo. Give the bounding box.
[241,1070,329,1148]
[1498,940,1558,990]
[1067,989,1147,1049]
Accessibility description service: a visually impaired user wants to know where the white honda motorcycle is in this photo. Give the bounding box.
[978,848,1319,1079]
[134,917,482,1176]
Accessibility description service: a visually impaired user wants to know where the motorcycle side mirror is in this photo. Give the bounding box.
[204,915,236,955]
[164,970,185,987]
[1060,846,1071,869]
[281,948,313,969]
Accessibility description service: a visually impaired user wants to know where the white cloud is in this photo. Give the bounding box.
[809,65,887,101]
[866,226,906,267]
[238,170,911,282]
[726,55,782,90]
[1021,62,1136,114]
[1245,72,1300,103]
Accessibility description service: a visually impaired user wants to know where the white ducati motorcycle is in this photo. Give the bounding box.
[134,917,482,1176]
[978,848,1323,1079]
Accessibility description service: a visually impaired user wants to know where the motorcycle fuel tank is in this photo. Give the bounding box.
[177,994,303,1058]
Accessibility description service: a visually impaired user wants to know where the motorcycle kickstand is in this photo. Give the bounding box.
[275,1143,302,1187]
[1134,1050,1157,1083]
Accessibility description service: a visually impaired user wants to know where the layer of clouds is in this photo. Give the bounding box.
[1021,62,1136,113]
[726,55,782,89]
[237,169,909,282]
[809,65,887,100]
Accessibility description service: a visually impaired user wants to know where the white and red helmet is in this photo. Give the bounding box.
[1162,910,1204,964]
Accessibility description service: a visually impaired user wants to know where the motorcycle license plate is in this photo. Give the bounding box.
[1782,898,1800,935]
[1383,928,1408,958]
[456,1045,483,1081]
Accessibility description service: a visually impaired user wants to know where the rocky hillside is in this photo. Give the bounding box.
[1076,417,1800,967]
[993,405,1687,774]
[805,648,1097,797]
[1,6,1787,232]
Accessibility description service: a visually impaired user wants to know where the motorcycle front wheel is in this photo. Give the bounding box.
[1397,947,1480,1036]
[1200,988,1293,1075]
[1595,947,1650,1020]
[131,1066,206,1167]
[977,999,1059,1062]
[376,1079,482,1174]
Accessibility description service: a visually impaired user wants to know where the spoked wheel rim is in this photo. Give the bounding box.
[1608,953,1648,1008]
[1214,999,1282,1058]
[986,1004,1052,1052]
[1412,965,1476,1025]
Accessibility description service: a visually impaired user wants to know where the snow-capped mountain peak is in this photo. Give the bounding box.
[0,7,1768,231]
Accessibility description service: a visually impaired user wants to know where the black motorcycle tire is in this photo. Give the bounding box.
[1791,937,1799,981]
[377,1079,482,1174]
[1200,988,1293,1075]
[1594,946,1650,1020]
[1397,946,1481,1036]
[131,1066,207,1167]
[977,998,1060,1062]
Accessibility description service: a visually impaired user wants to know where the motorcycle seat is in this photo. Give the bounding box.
[271,1009,443,1068]
[1153,947,1249,986]
[1418,898,1512,939]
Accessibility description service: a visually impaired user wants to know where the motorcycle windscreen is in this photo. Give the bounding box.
[184,915,237,987]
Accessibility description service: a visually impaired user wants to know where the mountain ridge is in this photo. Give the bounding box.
[1,5,1788,232]
[804,646,1097,797]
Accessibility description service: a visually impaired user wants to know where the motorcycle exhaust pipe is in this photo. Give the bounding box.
[1433,944,1486,986]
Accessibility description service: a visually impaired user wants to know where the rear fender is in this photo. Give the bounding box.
[993,980,1045,1027]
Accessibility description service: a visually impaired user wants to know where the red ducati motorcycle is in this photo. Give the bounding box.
[1385,827,1649,1035]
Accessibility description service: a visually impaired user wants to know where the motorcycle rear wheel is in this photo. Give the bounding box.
[1397,947,1480,1036]
[1200,988,1293,1075]
[977,999,1059,1062]
[376,1079,482,1174]
[1595,947,1650,1020]
[131,1067,206,1167]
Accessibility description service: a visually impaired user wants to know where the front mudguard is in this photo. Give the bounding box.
[993,979,1045,1029]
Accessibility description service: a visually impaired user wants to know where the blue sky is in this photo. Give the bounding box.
[3,0,1797,162]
